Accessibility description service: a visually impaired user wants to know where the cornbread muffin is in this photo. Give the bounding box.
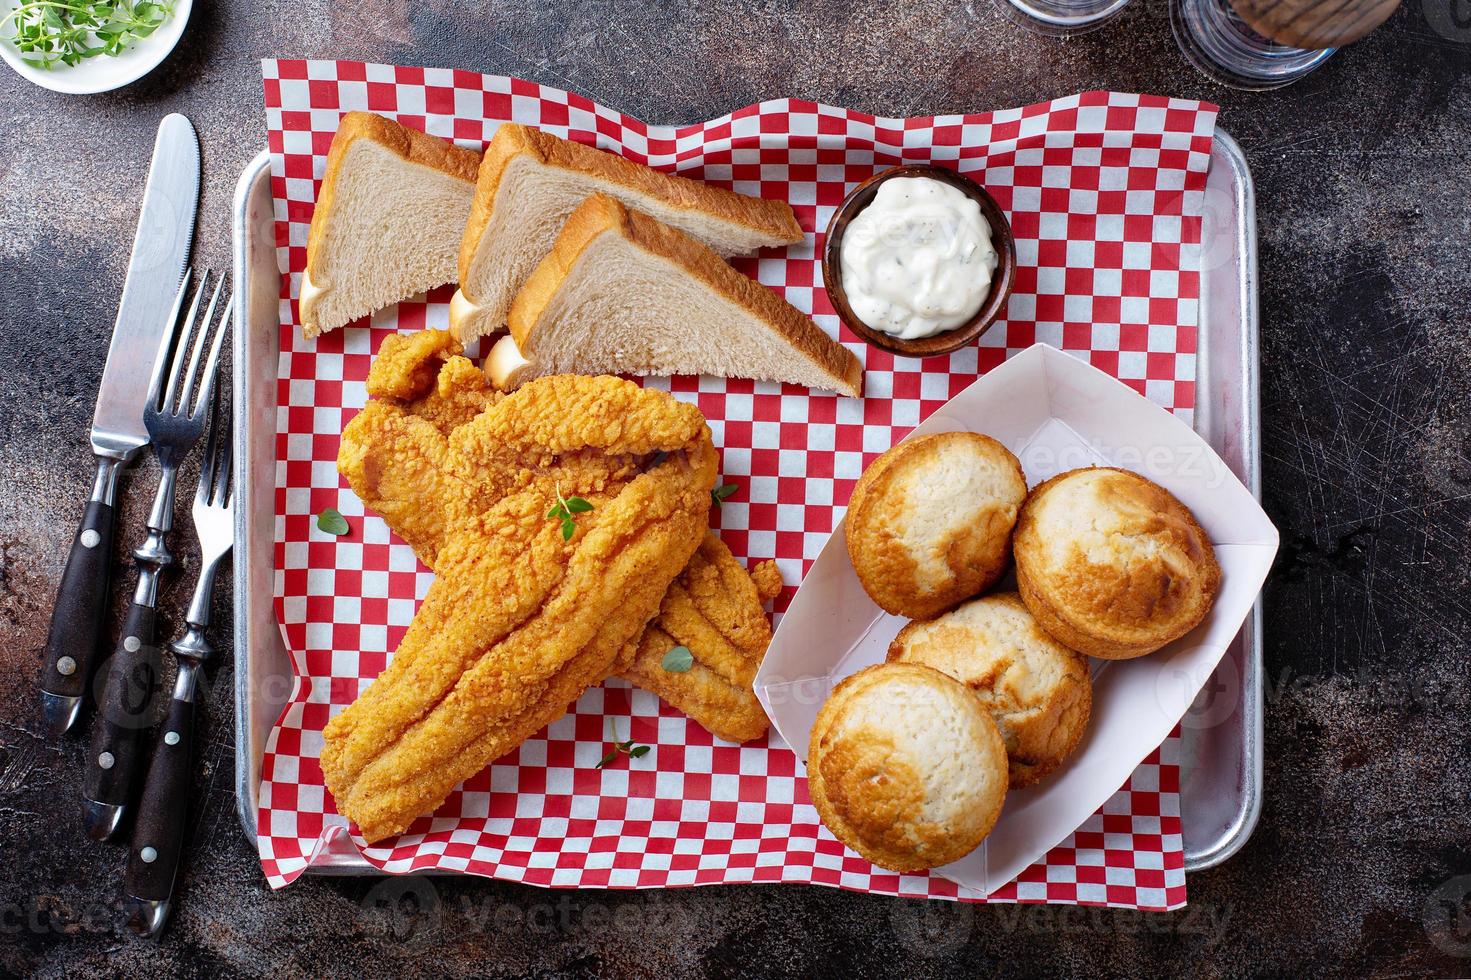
[888,593,1092,787]
[807,663,1008,872]
[1014,467,1221,660]
[846,432,1027,620]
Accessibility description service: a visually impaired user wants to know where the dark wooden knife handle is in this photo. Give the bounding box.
[126,691,195,904]
[41,499,115,705]
[84,597,162,809]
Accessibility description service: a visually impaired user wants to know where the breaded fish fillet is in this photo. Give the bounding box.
[622,534,782,743]
[337,330,782,747]
[322,374,716,842]
[337,331,500,564]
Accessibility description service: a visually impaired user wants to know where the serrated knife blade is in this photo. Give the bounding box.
[40,113,200,736]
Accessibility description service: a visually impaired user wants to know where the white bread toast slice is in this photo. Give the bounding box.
[300,112,481,339]
[451,124,805,341]
[487,194,862,398]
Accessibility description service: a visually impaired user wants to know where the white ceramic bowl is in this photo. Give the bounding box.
[0,0,191,95]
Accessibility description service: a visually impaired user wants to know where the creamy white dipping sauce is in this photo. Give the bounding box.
[838,176,997,340]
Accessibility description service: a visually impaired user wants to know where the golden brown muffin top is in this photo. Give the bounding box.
[807,663,1008,872]
[1015,467,1220,656]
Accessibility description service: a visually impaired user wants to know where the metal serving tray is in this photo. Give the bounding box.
[232,132,1263,876]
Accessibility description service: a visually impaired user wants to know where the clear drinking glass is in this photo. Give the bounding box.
[1171,0,1336,89]
[997,0,1135,36]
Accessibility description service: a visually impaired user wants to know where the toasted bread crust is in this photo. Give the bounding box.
[1014,467,1221,660]
[888,593,1092,788]
[307,112,481,287]
[508,193,863,398]
[458,123,804,286]
[846,432,1026,619]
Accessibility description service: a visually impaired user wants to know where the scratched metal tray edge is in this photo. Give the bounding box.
[231,129,1264,878]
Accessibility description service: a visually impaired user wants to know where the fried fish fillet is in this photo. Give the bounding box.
[322,373,716,842]
[622,534,783,743]
[337,330,781,746]
[336,330,500,564]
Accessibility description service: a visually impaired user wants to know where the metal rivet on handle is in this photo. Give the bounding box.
[140,846,157,864]
[57,656,77,676]
[80,529,100,549]
[164,731,180,746]
[98,752,115,770]
[124,636,140,653]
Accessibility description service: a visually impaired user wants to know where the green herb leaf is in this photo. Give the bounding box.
[661,646,694,673]
[711,483,738,505]
[316,507,349,536]
[550,485,593,539]
[3,0,177,70]
[594,716,653,768]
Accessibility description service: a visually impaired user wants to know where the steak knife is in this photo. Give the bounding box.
[39,114,200,736]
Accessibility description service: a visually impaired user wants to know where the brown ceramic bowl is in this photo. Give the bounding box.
[822,164,1016,358]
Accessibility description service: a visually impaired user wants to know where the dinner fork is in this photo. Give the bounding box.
[83,272,229,842]
[124,387,234,939]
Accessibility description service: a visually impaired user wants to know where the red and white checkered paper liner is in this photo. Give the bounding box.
[258,59,1216,910]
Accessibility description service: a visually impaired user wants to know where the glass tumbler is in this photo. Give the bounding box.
[996,0,1135,36]
[1172,0,1335,89]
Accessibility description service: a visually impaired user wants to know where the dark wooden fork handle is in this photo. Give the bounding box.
[83,595,163,839]
[126,689,195,906]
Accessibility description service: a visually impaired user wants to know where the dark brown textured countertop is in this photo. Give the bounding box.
[2,1,1468,975]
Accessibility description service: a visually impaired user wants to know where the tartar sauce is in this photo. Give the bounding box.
[839,176,997,340]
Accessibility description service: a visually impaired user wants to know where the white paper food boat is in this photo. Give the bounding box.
[753,343,1279,896]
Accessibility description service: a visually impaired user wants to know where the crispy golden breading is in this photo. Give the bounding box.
[749,560,784,605]
[404,355,501,436]
[322,373,716,842]
[340,332,501,566]
[336,330,779,750]
[364,328,462,400]
[621,536,782,744]
[337,400,456,565]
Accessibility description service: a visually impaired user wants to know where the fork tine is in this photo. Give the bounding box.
[211,414,234,509]
[164,269,209,414]
[196,384,222,507]
[190,288,232,420]
[148,269,194,410]
[179,276,226,417]
[222,459,235,509]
